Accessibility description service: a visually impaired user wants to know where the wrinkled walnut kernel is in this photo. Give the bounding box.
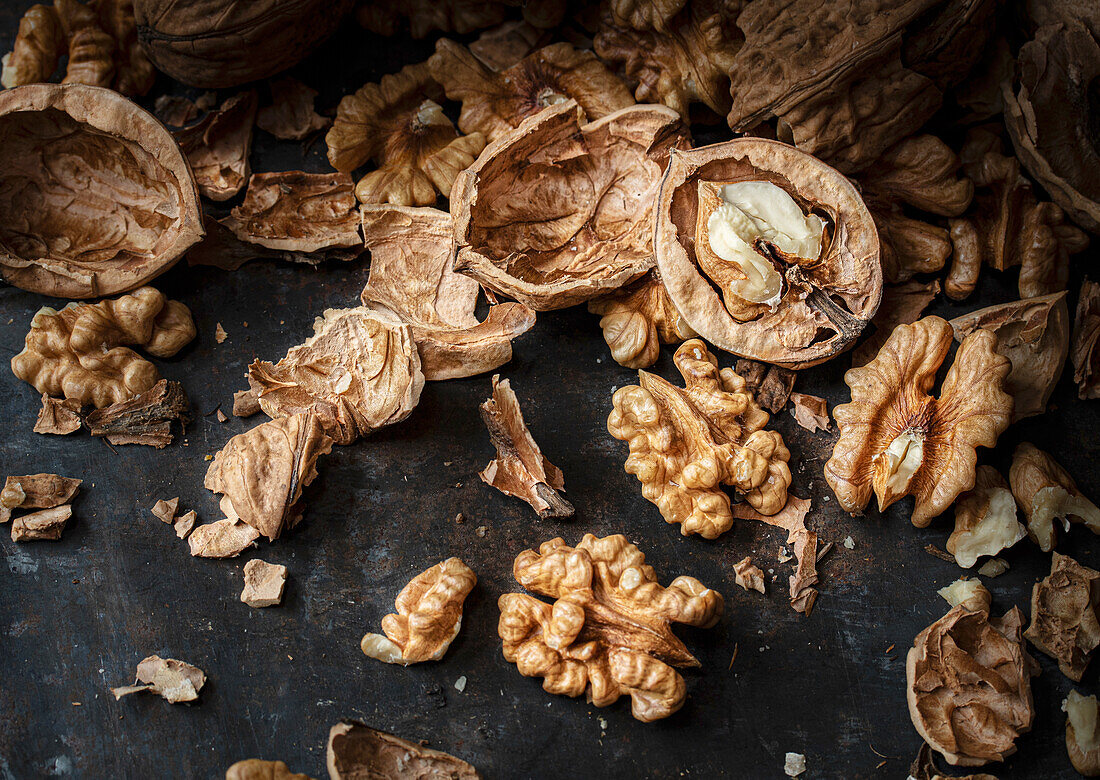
[588,271,696,370]
[1026,553,1100,682]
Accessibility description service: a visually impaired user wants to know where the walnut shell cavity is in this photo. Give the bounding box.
[655,138,882,367]
[451,100,690,311]
[1026,552,1100,682]
[0,84,203,299]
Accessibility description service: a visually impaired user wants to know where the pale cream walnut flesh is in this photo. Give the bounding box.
[1065,690,1100,776]
[937,579,992,615]
[111,655,206,704]
[946,466,1025,569]
[361,558,476,665]
[1009,443,1100,552]
[498,534,722,722]
[1025,553,1100,682]
[240,559,287,608]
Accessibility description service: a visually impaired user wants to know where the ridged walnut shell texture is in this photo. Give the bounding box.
[0,84,203,299]
[133,0,353,89]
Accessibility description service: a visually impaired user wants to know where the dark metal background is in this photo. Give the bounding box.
[1,11,1097,780]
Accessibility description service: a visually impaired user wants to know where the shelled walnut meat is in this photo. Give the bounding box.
[0,84,203,298]
[608,339,791,539]
[587,270,696,369]
[946,466,1025,569]
[1009,443,1100,552]
[498,534,723,722]
[450,100,689,310]
[655,138,881,367]
[1073,279,1100,400]
[225,759,312,780]
[826,317,1012,527]
[1065,690,1100,777]
[1025,552,1100,682]
[361,557,476,665]
[327,721,479,780]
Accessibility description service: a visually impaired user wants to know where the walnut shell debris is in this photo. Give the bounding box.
[479,375,572,519]
[1,473,81,524]
[225,759,312,780]
[172,91,257,202]
[111,654,205,704]
[241,559,287,608]
[33,394,81,435]
[188,519,259,558]
[0,84,203,299]
[825,317,1012,527]
[360,205,535,381]
[1065,690,1100,777]
[361,557,476,665]
[451,100,690,311]
[150,496,178,524]
[1073,279,1100,400]
[11,287,196,409]
[469,20,550,71]
[788,393,829,433]
[11,505,72,542]
[85,378,190,447]
[256,77,329,141]
[248,307,424,446]
[588,270,696,370]
[1009,443,1100,553]
[327,721,480,780]
[733,556,764,594]
[946,466,1025,569]
[204,413,334,542]
[608,339,791,539]
[1025,552,1100,682]
[733,360,796,415]
[498,533,723,722]
[655,138,881,367]
[731,496,818,615]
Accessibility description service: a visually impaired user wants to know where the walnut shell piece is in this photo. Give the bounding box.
[1065,690,1100,777]
[360,205,535,381]
[451,101,690,311]
[225,759,312,780]
[204,413,334,542]
[587,270,696,369]
[172,91,256,202]
[731,495,818,614]
[733,556,765,594]
[111,654,206,704]
[248,307,424,446]
[1,473,81,521]
[256,77,329,141]
[240,559,287,608]
[0,84,203,298]
[608,339,791,539]
[946,466,1025,569]
[825,317,1012,527]
[187,519,259,558]
[1026,552,1100,682]
[326,721,480,780]
[361,558,476,665]
[1073,279,1100,400]
[498,534,723,722]
[33,394,81,435]
[11,505,72,542]
[655,138,881,366]
[85,378,190,447]
[1009,443,1100,552]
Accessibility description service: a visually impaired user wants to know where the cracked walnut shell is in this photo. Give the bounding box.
[1073,278,1100,400]
[608,339,791,539]
[327,721,479,780]
[498,534,722,722]
[1026,552,1100,682]
[0,83,203,299]
[1009,443,1100,553]
[825,317,1012,527]
[361,558,476,665]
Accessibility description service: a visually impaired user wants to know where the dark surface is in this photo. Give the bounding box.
[1,9,1099,780]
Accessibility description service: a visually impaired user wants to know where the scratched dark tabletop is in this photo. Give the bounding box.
[1,9,1097,780]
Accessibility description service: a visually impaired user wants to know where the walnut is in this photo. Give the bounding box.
[1065,690,1100,777]
[256,77,329,141]
[359,205,535,380]
[1074,279,1100,400]
[946,467,1025,569]
[788,393,829,433]
[607,0,686,31]
[1,5,62,89]
[188,519,259,558]
[1025,552,1100,682]
[655,138,882,367]
[588,270,696,369]
[172,91,257,201]
[874,213,952,285]
[451,101,689,310]
[907,596,1037,766]
[204,413,334,541]
[33,394,81,435]
[498,533,723,722]
[241,559,287,608]
[11,287,196,408]
[0,83,203,299]
[233,389,261,418]
[222,172,362,255]
[479,375,573,519]
[361,558,476,665]
[733,556,765,594]
[92,0,155,96]
[429,40,633,143]
[1009,443,1100,553]
[608,339,791,539]
[938,578,993,615]
[949,292,1070,421]
[469,20,550,71]
[825,317,1012,527]
[327,721,479,780]
[852,280,941,367]
[111,655,206,704]
[85,378,190,447]
[248,307,424,446]
[11,505,72,542]
[731,495,818,614]
[225,759,312,780]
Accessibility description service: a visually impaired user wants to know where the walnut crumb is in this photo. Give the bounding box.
[215,323,227,343]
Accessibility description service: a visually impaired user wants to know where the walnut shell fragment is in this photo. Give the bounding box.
[241,559,287,608]
[11,287,196,408]
[451,101,690,310]
[111,654,205,704]
[11,505,72,542]
[1065,690,1100,776]
[33,394,81,435]
[479,375,572,519]
[733,557,765,594]
[360,205,535,381]
[172,91,257,201]
[946,466,1025,569]
[1025,552,1100,682]
[949,292,1070,421]
[1073,279,1100,400]
[0,84,203,298]
[361,557,476,665]
[188,519,259,558]
[85,378,190,447]
[733,359,797,415]
[327,721,479,780]
[655,138,881,367]
[731,496,817,614]
[204,413,334,542]
[248,307,424,446]
[1,473,81,525]
[588,270,696,369]
[256,77,329,141]
[225,759,312,780]
[1009,443,1100,552]
[788,393,829,433]
[498,534,723,722]
[825,317,1012,527]
[150,496,178,524]
[609,339,791,539]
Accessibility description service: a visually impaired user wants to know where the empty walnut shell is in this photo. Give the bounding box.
[655,139,881,367]
[0,83,203,299]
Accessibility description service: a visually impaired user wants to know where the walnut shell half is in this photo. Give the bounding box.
[655,139,881,367]
[0,83,203,299]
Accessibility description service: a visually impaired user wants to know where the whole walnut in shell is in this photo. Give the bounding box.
[0,83,203,299]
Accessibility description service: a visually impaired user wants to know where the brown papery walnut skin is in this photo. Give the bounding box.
[0,84,203,299]
[655,138,881,368]
[173,91,257,202]
[1074,279,1100,400]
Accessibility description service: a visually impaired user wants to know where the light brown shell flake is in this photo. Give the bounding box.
[1009,442,1100,553]
[608,339,791,539]
[257,77,329,141]
[731,495,818,614]
[241,559,288,608]
[825,317,1012,527]
[188,519,258,558]
[587,270,696,370]
[111,655,206,704]
[172,91,257,201]
[11,504,71,541]
[360,205,535,381]
[1073,279,1100,400]
[733,557,765,594]
[451,101,689,311]
[498,534,722,722]
[1026,552,1100,682]
[361,557,476,665]
[33,394,81,435]
[248,307,423,446]
[327,721,479,780]
[0,84,203,299]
